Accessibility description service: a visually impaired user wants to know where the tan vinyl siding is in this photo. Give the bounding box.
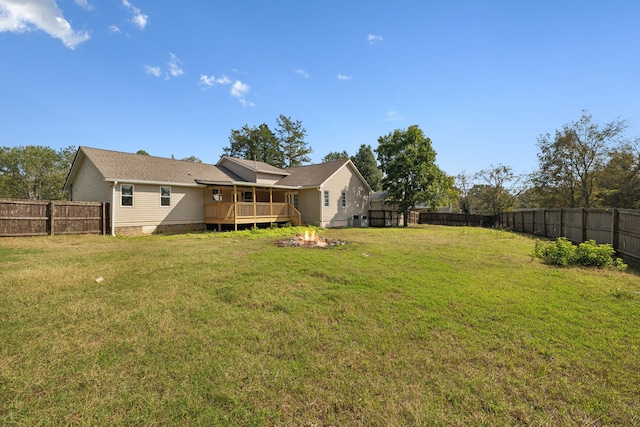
[321,165,370,227]
[219,161,255,182]
[70,160,110,202]
[113,183,204,228]
[298,188,321,226]
[255,172,281,185]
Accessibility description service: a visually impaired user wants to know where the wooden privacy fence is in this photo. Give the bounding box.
[499,208,640,262]
[369,210,419,227]
[419,212,498,227]
[0,200,110,237]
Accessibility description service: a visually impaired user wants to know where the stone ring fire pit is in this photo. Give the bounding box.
[276,229,346,248]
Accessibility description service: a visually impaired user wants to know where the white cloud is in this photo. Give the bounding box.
[367,33,383,44]
[230,80,254,107]
[337,74,352,80]
[0,0,90,48]
[108,25,120,34]
[145,65,161,77]
[145,53,185,79]
[199,74,231,89]
[74,0,92,10]
[231,80,249,98]
[295,69,310,79]
[385,110,404,121]
[122,0,147,30]
[238,98,255,108]
[167,53,183,77]
[200,72,254,106]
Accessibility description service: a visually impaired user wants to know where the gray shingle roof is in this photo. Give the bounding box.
[276,160,349,187]
[218,156,290,176]
[77,147,241,185]
[69,147,370,192]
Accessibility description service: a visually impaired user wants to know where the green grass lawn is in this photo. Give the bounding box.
[1,226,639,426]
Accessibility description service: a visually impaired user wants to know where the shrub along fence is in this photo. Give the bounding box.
[0,199,110,237]
[499,208,640,262]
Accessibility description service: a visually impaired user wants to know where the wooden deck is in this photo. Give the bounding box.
[205,202,301,229]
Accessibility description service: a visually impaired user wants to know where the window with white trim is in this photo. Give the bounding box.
[121,184,134,207]
[324,190,329,207]
[212,189,221,201]
[160,186,171,206]
[341,191,346,207]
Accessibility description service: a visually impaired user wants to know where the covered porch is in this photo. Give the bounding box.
[204,184,301,231]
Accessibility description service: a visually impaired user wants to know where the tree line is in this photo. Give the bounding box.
[1,110,638,222]
[457,111,640,215]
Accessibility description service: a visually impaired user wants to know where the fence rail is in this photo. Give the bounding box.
[499,208,640,262]
[0,200,110,237]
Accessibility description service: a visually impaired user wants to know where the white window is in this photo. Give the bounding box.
[212,189,221,201]
[324,190,329,207]
[291,194,299,209]
[121,184,134,207]
[341,191,346,207]
[160,186,171,206]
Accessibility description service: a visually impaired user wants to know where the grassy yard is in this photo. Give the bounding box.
[0,226,639,426]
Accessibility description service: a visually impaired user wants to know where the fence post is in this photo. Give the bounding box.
[611,208,619,252]
[102,202,107,235]
[49,201,55,236]
[559,208,563,237]
[581,208,587,242]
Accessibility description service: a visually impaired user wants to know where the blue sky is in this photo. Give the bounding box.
[1,1,639,177]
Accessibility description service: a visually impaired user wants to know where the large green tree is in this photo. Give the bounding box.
[276,115,312,168]
[351,144,382,191]
[595,142,640,209]
[532,111,627,208]
[473,164,521,215]
[0,145,76,200]
[322,150,349,163]
[375,125,452,226]
[224,123,284,168]
[455,172,473,214]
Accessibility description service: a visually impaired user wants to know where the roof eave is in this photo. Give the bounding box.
[104,178,206,187]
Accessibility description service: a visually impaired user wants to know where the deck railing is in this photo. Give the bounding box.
[205,202,300,226]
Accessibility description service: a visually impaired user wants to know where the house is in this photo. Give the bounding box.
[63,147,371,235]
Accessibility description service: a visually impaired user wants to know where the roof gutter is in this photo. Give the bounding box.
[104,178,205,187]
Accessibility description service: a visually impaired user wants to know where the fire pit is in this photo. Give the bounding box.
[276,229,346,248]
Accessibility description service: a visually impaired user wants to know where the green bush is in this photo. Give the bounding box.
[535,237,576,266]
[574,240,613,267]
[534,237,627,270]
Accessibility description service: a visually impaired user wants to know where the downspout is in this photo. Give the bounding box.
[111,181,117,236]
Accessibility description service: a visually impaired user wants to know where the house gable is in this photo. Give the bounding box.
[217,156,289,185]
[277,160,371,227]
